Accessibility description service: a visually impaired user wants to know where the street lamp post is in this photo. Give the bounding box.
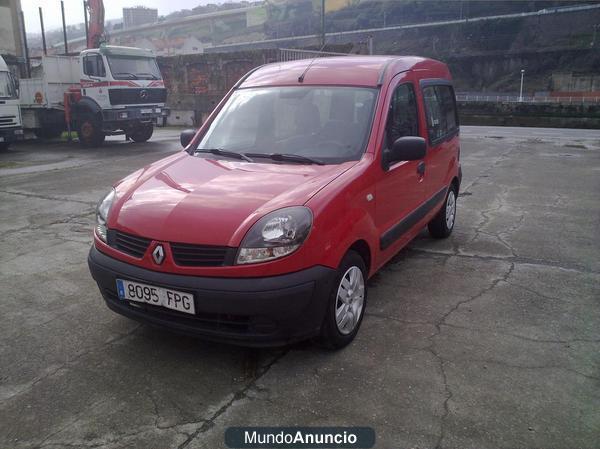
[519,69,525,102]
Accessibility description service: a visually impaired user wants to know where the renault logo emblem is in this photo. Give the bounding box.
[140,90,148,99]
[152,244,165,264]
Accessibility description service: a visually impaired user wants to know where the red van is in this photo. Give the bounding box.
[88,56,461,348]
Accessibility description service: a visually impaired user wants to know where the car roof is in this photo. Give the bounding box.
[240,55,451,89]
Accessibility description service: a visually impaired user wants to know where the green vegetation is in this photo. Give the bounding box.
[264,1,596,38]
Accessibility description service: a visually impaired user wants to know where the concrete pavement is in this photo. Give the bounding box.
[0,126,598,449]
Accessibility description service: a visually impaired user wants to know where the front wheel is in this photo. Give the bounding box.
[77,115,105,147]
[428,185,457,238]
[319,250,367,349]
[130,123,153,143]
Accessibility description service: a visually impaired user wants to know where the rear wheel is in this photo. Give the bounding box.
[77,115,105,147]
[319,250,367,349]
[130,123,153,143]
[428,185,457,238]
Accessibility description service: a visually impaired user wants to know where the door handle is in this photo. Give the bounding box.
[417,161,426,176]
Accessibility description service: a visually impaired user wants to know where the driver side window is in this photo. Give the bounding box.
[384,83,419,150]
[83,54,106,77]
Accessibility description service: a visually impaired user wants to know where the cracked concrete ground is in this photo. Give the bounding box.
[0,126,598,449]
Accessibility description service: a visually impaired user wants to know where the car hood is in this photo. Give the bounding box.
[110,153,354,246]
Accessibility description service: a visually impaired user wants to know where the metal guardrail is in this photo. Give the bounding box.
[279,48,349,62]
[456,94,600,104]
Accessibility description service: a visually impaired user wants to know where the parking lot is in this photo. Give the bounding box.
[0,126,598,449]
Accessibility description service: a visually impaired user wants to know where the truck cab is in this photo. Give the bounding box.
[0,55,24,150]
[19,45,167,147]
[73,45,168,146]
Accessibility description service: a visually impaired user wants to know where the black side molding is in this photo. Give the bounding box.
[380,187,447,250]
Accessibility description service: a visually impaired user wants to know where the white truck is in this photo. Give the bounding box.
[0,55,24,150]
[20,45,168,147]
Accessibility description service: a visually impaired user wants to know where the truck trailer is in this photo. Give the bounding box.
[0,55,24,150]
[20,45,168,147]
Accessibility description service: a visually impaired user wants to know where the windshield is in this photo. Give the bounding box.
[106,55,161,80]
[0,72,17,99]
[196,86,378,164]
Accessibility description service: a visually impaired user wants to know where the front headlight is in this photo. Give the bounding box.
[95,188,116,242]
[236,206,313,264]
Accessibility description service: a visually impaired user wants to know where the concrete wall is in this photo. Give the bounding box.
[552,72,600,93]
[458,102,600,129]
[157,41,600,129]
[158,49,278,126]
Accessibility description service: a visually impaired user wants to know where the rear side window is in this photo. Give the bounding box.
[384,83,419,149]
[422,84,458,143]
[83,54,106,77]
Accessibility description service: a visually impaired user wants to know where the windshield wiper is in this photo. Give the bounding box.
[246,153,324,165]
[114,72,138,79]
[195,148,253,162]
[136,72,158,80]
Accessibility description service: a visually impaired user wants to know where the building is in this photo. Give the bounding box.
[0,0,24,61]
[123,7,158,29]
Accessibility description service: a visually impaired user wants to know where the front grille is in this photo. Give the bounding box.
[107,229,235,266]
[0,115,17,126]
[109,88,167,105]
[170,242,235,267]
[107,230,151,258]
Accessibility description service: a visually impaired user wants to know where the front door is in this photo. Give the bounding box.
[375,72,427,254]
[81,53,110,108]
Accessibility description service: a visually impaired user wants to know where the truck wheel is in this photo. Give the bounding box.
[130,123,154,143]
[77,116,105,147]
[319,250,367,349]
[0,142,9,151]
[428,185,457,238]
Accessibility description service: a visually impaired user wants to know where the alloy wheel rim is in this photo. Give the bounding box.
[335,266,365,335]
[446,190,456,229]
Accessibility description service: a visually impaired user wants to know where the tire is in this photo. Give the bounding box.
[319,250,367,349]
[77,115,105,147]
[428,184,457,239]
[130,123,153,143]
[0,142,9,151]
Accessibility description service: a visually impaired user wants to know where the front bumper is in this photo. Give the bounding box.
[88,246,336,347]
[102,107,169,123]
[0,127,24,143]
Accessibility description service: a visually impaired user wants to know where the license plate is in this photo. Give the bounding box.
[116,279,195,315]
[141,108,153,114]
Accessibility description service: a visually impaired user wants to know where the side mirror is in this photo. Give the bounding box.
[180,129,197,148]
[384,136,426,168]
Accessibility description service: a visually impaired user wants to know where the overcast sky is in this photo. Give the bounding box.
[21,0,229,34]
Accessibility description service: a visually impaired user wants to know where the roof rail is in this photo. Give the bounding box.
[377,59,394,86]
[233,64,265,89]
